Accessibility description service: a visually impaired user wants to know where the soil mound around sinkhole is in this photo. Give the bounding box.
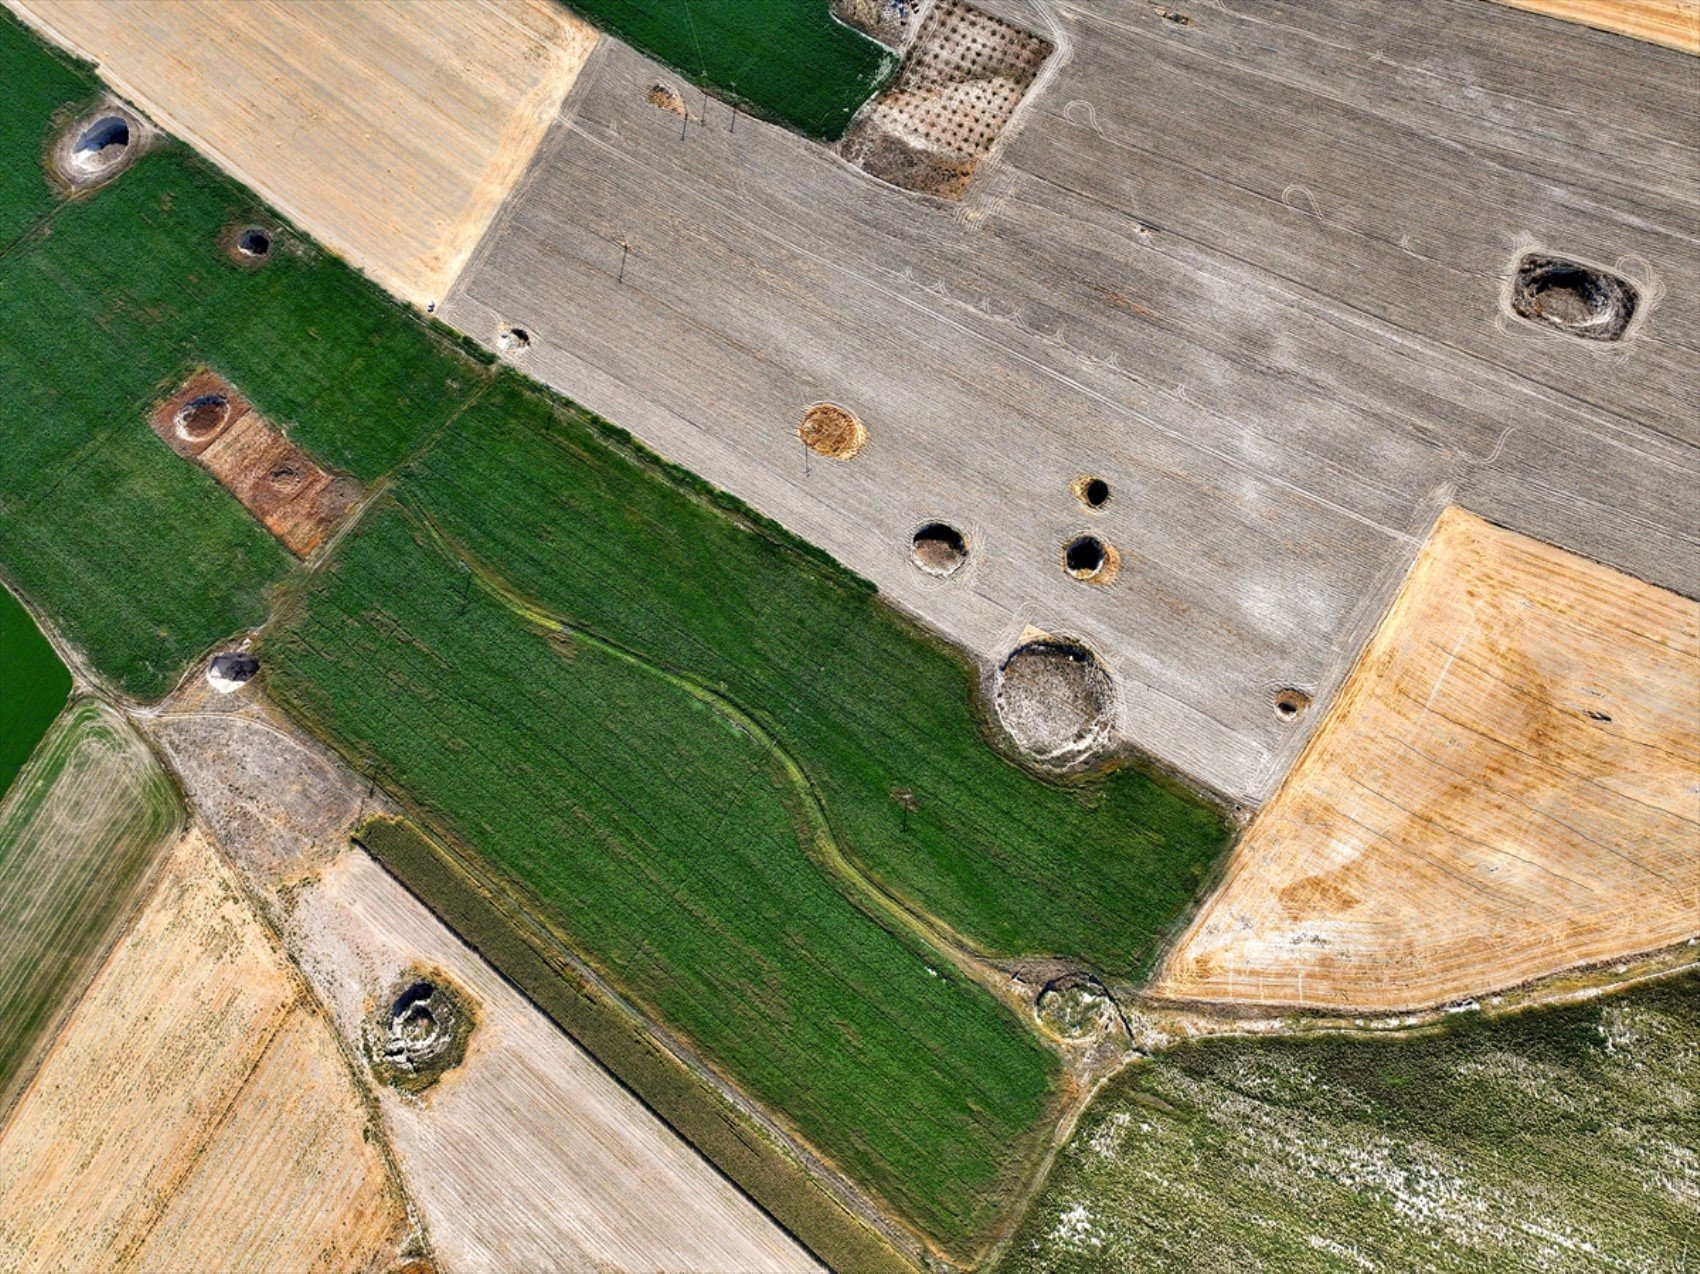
[365,968,475,1094]
[799,403,867,459]
[50,103,147,192]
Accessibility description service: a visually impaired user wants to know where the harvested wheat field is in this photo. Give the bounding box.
[150,370,359,556]
[6,0,597,304]
[1154,507,1700,1013]
[0,828,418,1273]
[1489,0,1699,53]
[0,700,180,1114]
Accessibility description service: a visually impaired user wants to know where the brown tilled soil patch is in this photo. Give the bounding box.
[1153,507,1700,1013]
[149,371,359,556]
[799,403,867,459]
[840,0,1051,197]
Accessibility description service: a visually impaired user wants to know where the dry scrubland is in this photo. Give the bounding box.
[1000,972,1700,1272]
[0,699,180,1114]
[5,0,598,305]
[1489,0,1699,52]
[0,829,416,1272]
[1156,509,1700,1012]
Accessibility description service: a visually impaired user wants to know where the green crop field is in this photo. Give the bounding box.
[999,976,1700,1272]
[0,583,70,802]
[560,0,892,139]
[0,699,183,1115]
[0,17,89,244]
[269,497,1057,1251]
[392,379,1229,975]
[359,816,912,1274]
[0,12,483,699]
[264,376,1229,1254]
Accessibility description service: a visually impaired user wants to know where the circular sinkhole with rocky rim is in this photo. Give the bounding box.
[993,638,1116,764]
[364,969,475,1094]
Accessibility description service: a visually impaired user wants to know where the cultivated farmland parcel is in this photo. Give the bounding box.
[0,13,1229,1264]
[557,0,892,139]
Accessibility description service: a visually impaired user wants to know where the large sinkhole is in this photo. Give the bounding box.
[74,115,130,159]
[365,971,474,1094]
[1063,534,1118,583]
[1510,254,1638,341]
[175,393,231,441]
[993,639,1116,763]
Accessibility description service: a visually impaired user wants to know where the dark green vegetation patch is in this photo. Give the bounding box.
[560,0,892,140]
[1000,976,1700,1272]
[0,583,70,801]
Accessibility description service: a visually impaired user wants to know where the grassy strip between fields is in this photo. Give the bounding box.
[356,815,915,1274]
[559,0,893,140]
[998,974,1700,1273]
[0,698,184,1116]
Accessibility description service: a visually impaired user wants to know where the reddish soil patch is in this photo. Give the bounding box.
[148,370,359,556]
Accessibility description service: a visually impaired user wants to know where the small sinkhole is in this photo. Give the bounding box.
[1064,535,1106,577]
[175,393,231,440]
[1274,687,1311,721]
[496,327,531,355]
[1510,254,1638,342]
[236,227,272,258]
[1080,477,1110,509]
[911,522,967,576]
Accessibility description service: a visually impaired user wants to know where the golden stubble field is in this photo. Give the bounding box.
[0,827,418,1272]
[1154,508,1700,1013]
[6,0,598,305]
[1488,0,1699,54]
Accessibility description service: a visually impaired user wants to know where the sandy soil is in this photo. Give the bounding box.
[6,0,598,305]
[1488,0,1698,52]
[1152,507,1700,1012]
[0,828,415,1272]
[145,681,819,1273]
